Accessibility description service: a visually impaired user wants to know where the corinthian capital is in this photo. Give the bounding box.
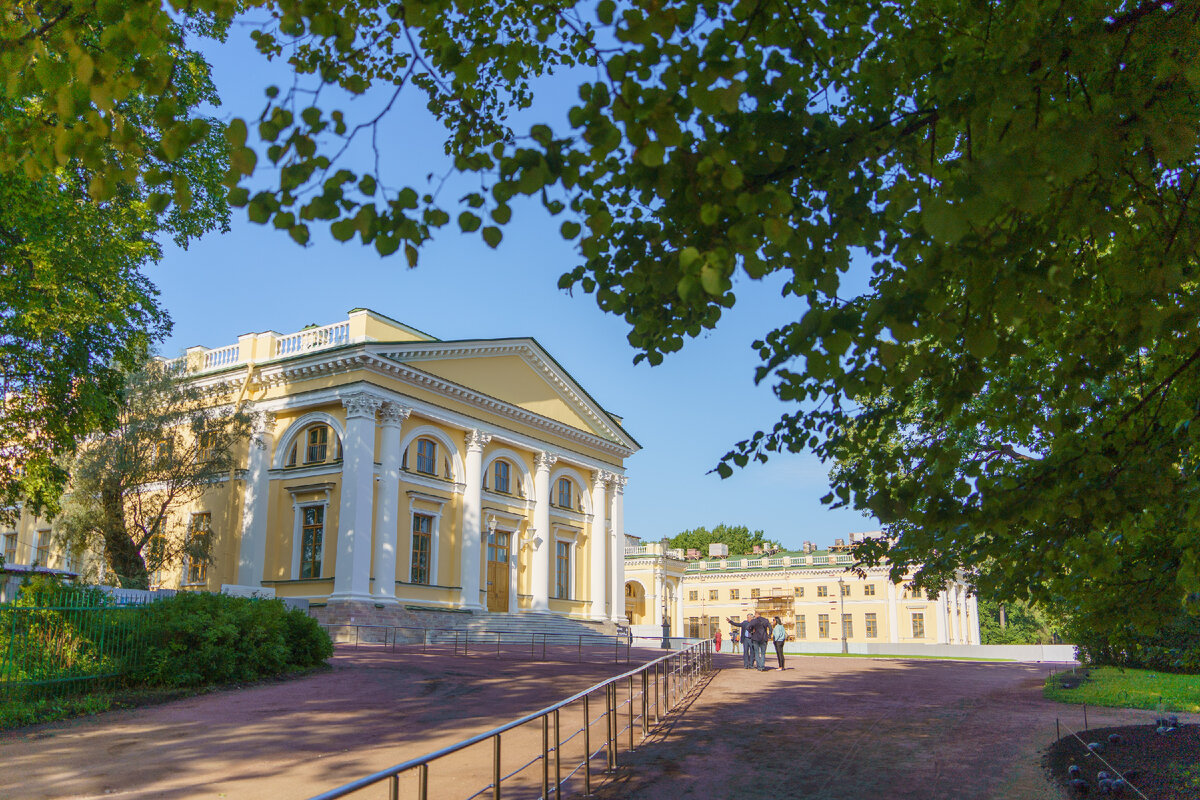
[378,402,411,427]
[611,474,627,494]
[593,470,612,490]
[535,451,558,472]
[342,391,384,420]
[465,429,493,451]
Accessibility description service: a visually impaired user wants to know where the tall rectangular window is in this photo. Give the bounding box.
[842,613,854,638]
[187,513,211,584]
[557,478,572,509]
[305,426,328,463]
[416,439,437,475]
[911,612,925,638]
[35,531,50,567]
[411,514,432,584]
[841,583,851,596]
[300,506,325,579]
[555,541,570,599]
[709,589,718,601]
[865,612,878,638]
[797,615,806,639]
[817,585,829,597]
[493,461,511,493]
[687,617,701,638]
[3,533,15,564]
[818,614,830,638]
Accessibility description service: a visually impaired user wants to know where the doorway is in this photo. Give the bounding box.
[486,529,511,612]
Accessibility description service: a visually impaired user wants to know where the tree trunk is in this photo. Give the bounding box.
[100,482,148,589]
[998,604,1007,629]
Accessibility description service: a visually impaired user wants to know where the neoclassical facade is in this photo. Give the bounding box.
[624,535,981,647]
[4,308,638,623]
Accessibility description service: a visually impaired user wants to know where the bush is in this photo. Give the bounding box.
[1069,609,1200,674]
[135,593,331,687]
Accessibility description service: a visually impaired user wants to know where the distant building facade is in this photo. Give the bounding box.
[624,532,980,646]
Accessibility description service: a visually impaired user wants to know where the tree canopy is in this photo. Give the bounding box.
[668,523,779,556]
[55,364,251,589]
[1,4,229,516]
[6,1,1199,625]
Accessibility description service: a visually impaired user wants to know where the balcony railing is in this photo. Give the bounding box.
[275,321,351,357]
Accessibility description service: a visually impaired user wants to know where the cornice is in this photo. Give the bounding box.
[236,349,636,460]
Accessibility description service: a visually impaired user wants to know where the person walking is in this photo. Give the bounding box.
[746,613,772,670]
[771,616,787,670]
[726,614,754,669]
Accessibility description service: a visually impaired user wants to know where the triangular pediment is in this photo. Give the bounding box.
[371,339,638,450]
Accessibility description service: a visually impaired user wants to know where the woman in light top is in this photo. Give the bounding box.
[771,616,787,670]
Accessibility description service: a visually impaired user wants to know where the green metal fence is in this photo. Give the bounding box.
[0,585,153,701]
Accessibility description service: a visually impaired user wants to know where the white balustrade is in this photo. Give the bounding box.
[202,343,241,371]
[624,545,647,556]
[275,321,351,357]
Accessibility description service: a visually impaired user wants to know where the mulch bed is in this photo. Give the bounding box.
[1044,722,1200,797]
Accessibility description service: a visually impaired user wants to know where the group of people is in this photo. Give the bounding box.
[724,613,787,670]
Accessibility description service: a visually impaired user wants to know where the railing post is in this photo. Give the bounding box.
[654,662,660,723]
[389,774,399,800]
[641,670,648,739]
[418,763,429,800]
[554,708,561,797]
[542,633,547,661]
[578,634,582,663]
[606,684,616,768]
[628,674,635,751]
[493,733,502,800]
[542,714,550,800]
[583,693,592,795]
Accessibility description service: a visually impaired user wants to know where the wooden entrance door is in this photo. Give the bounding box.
[486,529,511,612]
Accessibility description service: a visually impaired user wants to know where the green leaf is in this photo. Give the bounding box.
[482,226,502,248]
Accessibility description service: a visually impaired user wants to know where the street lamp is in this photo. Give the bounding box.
[838,577,848,654]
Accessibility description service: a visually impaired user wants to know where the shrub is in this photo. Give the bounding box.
[136,593,331,687]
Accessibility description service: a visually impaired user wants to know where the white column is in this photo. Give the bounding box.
[237,411,275,586]
[949,585,962,643]
[460,430,491,611]
[934,588,949,644]
[654,568,665,626]
[371,403,408,603]
[330,392,382,603]
[531,451,557,612]
[610,475,627,624]
[966,591,981,644]
[589,471,609,621]
[886,580,900,643]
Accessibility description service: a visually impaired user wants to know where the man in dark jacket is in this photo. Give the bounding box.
[726,613,754,669]
[746,614,772,670]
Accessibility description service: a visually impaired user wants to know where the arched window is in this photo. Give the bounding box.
[493,460,511,494]
[415,438,438,475]
[556,477,573,509]
[285,424,341,467]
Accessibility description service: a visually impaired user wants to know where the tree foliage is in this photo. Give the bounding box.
[7,1,1199,625]
[1,4,230,516]
[977,599,1063,646]
[55,364,251,589]
[668,523,779,556]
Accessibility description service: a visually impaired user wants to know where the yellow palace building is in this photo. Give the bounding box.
[624,533,981,649]
[3,308,639,627]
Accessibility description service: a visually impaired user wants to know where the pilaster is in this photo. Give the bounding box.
[372,403,409,603]
[589,471,610,621]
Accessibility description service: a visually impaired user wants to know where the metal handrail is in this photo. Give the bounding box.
[307,639,714,800]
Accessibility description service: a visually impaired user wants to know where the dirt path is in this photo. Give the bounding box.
[0,645,660,800]
[592,653,1189,800]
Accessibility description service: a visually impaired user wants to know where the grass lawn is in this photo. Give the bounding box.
[1044,666,1200,713]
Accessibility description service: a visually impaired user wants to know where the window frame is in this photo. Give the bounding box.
[911,612,925,638]
[555,540,571,599]
[411,513,433,585]
[818,613,830,638]
[729,588,740,600]
[298,504,325,580]
[556,477,573,509]
[817,585,829,597]
[493,460,511,494]
[842,613,854,638]
[186,513,212,585]
[415,438,438,476]
[865,612,878,638]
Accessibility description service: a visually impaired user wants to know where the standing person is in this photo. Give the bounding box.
[726,614,754,669]
[771,616,787,670]
[729,626,739,653]
[747,613,772,670]
[714,628,722,653]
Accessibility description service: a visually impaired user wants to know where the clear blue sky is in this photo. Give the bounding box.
[147,23,880,550]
